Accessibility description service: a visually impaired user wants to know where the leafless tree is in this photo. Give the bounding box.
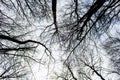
[0,0,120,80]
[0,0,52,79]
[52,46,106,80]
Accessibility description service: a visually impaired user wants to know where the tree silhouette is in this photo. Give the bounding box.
[0,0,120,79]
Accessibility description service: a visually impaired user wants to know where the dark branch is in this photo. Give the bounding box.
[81,60,105,80]
[0,47,34,52]
[0,35,51,53]
[66,64,77,80]
[52,0,58,32]
[0,52,40,63]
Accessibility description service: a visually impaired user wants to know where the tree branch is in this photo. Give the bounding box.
[52,0,58,32]
[0,47,34,52]
[66,64,77,80]
[80,59,105,80]
[0,35,51,53]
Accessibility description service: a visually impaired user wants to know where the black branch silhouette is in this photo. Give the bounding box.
[0,35,51,53]
[52,0,58,32]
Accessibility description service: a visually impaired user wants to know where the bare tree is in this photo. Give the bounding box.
[0,0,120,80]
[0,0,52,79]
[52,46,106,80]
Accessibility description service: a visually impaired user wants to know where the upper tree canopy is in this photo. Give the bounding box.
[0,0,120,80]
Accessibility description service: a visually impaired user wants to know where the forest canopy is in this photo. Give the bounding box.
[0,0,120,80]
